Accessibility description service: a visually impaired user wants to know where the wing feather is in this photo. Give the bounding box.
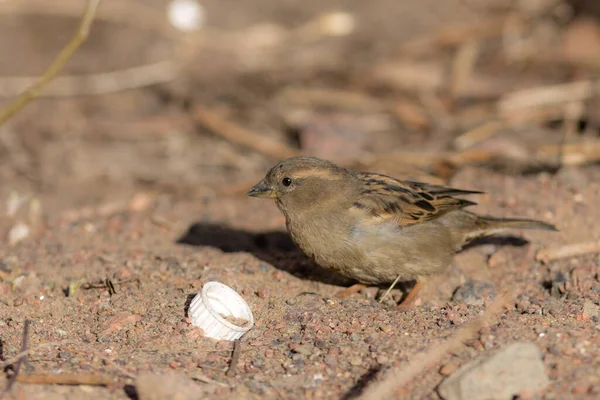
[351,173,482,226]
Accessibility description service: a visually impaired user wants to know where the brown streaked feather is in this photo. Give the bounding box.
[352,173,481,226]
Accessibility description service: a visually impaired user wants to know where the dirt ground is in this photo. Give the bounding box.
[1,0,600,399]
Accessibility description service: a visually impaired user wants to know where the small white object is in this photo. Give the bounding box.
[8,222,30,245]
[167,0,205,32]
[188,282,254,341]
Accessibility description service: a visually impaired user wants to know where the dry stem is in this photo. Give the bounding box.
[0,0,100,126]
[358,293,511,400]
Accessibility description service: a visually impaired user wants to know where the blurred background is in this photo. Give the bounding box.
[1,2,600,398]
[0,0,599,227]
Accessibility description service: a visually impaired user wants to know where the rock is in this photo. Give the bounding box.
[582,300,600,320]
[452,280,496,306]
[438,342,549,400]
[136,372,209,400]
[101,312,142,336]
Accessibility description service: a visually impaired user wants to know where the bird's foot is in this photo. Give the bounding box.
[335,283,366,298]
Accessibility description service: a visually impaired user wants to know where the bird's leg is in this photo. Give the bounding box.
[335,283,366,298]
[397,281,423,309]
[379,275,402,303]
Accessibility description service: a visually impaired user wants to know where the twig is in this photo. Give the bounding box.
[1,320,31,399]
[498,80,600,116]
[0,0,100,126]
[0,0,178,39]
[0,61,177,98]
[450,40,480,98]
[59,192,153,223]
[535,241,600,263]
[276,87,385,112]
[398,16,507,55]
[453,120,504,151]
[191,373,229,387]
[379,275,402,303]
[225,339,242,377]
[15,373,112,386]
[0,342,63,369]
[357,293,511,400]
[192,105,299,160]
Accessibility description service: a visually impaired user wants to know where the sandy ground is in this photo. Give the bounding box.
[1,0,600,399]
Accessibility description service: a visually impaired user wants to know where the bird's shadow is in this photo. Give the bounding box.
[176,222,353,286]
[176,222,531,289]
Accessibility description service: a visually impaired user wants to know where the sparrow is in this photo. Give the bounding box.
[247,156,557,307]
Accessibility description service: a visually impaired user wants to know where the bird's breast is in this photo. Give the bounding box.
[284,212,358,269]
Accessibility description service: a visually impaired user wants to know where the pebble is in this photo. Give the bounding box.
[256,288,270,299]
[101,312,142,336]
[439,362,458,376]
[350,333,362,341]
[349,357,362,366]
[294,345,314,356]
[438,342,549,400]
[452,280,496,306]
[376,355,389,364]
[136,372,207,400]
[582,300,599,320]
[324,355,338,367]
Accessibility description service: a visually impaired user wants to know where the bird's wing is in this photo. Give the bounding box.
[351,173,483,227]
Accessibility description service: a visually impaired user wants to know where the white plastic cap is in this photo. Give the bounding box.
[188,282,254,341]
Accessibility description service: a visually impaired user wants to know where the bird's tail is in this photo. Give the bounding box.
[478,216,558,232]
[459,212,558,243]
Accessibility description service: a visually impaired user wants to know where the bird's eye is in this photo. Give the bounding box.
[282,177,292,186]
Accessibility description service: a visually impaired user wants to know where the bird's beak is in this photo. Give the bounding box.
[246,180,276,198]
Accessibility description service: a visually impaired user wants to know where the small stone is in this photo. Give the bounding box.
[252,358,264,367]
[349,357,362,366]
[292,353,306,361]
[136,372,207,400]
[550,272,568,298]
[58,351,72,359]
[256,288,270,299]
[185,327,204,341]
[376,355,389,364]
[101,312,142,336]
[440,362,458,376]
[350,333,362,341]
[582,300,599,320]
[438,342,549,400]
[572,384,590,395]
[324,355,338,367]
[452,280,496,306]
[294,345,314,356]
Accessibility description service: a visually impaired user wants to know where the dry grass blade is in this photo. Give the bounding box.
[192,105,299,160]
[498,80,600,115]
[1,320,31,400]
[536,241,600,263]
[226,339,243,377]
[357,293,511,400]
[0,0,100,126]
[15,373,112,386]
[0,61,177,98]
